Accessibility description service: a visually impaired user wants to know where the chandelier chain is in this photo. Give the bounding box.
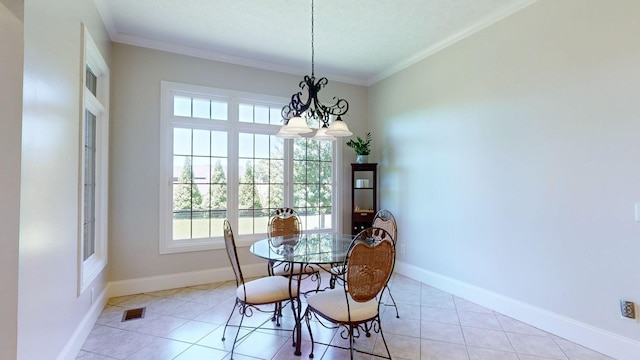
[311,0,315,77]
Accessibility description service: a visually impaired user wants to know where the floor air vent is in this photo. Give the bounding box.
[122,307,145,322]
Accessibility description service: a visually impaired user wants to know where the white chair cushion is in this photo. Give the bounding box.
[272,262,320,276]
[237,276,299,304]
[306,289,379,322]
[329,264,345,275]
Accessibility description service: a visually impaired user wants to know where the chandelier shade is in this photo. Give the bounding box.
[325,116,353,137]
[313,123,337,141]
[279,116,313,134]
[276,126,302,138]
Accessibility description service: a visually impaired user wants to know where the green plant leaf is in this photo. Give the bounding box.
[346,132,372,155]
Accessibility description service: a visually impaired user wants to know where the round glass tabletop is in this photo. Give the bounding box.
[250,233,355,265]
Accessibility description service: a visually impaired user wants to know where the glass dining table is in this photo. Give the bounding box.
[249,232,355,356]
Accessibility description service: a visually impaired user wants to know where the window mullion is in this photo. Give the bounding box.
[226,99,240,231]
[283,139,294,207]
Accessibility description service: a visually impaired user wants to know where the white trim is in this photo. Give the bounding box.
[93,1,536,86]
[333,138,343,231]
[113,33,366,86]
[367,0,539,85]
[394,261,640,360]
[78,24,109,295]
[59,261,262,359]
[64,259,639,359]
[92,0,118,40]
[56,286,108,360]
[107,263,266,298]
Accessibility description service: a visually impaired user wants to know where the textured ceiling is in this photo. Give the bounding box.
[94,0,536,85]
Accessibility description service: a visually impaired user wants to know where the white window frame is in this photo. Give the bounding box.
[78,24,109,294]
[159,81,341,254]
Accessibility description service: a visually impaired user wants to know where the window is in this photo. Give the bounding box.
[160,81,339,253]
[83,109,96,260]
[294,138,334,230]
[172,127,228,240]
[237,132,284,235]
[79,25,109,293]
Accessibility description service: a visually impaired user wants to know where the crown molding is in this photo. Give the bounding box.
[94,0,537,88]
[367,0,539,85]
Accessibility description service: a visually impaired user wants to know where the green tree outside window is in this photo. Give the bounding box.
[173,157,203,211]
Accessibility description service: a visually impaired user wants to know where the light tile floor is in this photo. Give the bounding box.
[77,274,615,360]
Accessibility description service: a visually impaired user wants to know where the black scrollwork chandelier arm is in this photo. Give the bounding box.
[281,75,349,125]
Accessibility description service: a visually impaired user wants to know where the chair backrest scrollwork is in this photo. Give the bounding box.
[373,209,397,244]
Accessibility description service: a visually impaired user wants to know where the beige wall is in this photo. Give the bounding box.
[108,43,368,282]
[19,0,111,358]
[370,0,640,358]
[0,2,23,358]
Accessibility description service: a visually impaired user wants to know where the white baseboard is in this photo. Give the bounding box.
[107,263,266,298]
[56,287,109,360]
[66,261,640,360]
[61,263,266,359]
[394,261,640,360]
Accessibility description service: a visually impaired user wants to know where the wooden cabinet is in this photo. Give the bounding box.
[351,163,377,235]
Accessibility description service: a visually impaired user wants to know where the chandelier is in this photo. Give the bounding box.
[277,0,352,140]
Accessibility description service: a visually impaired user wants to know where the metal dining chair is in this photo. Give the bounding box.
[327,224,390,290]
[304,227,395,359]
[373,209,400,318]
[267,208,321,286]
[222,219,301,359]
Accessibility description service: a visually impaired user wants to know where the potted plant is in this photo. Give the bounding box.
[346,132,372,163]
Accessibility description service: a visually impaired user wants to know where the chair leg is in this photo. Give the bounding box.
[267,260,275,276]
[272,303,278,322]
[268,261,282,324]
[291,296,302,355]
[376,317,392,359]
[221,300,244,360]
[228,306,247,360]
[272,302,282,326]
[313,270,322,291]
[222,299,239,341]
[387,287,400,318]
[349,325,355,360]
[364,321,372,337]
[304,308,315,358]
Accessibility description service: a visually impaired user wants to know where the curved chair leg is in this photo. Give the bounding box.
[304,309,315,358]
